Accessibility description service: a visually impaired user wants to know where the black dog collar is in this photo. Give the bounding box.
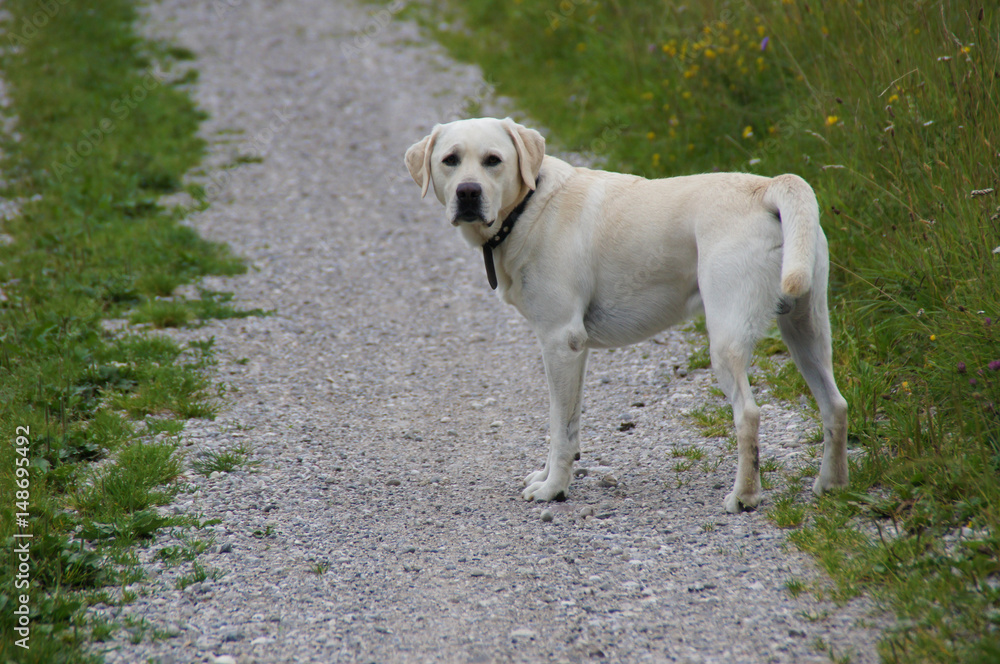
[482,176,540,290]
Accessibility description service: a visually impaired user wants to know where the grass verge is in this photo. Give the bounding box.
[0,1,261,660]
[401,1,1000,661]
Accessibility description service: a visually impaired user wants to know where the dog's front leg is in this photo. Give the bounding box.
[523,332,589,502]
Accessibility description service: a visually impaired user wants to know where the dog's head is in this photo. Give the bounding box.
[405,117,545,227]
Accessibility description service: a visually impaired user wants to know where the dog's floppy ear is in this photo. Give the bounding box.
[503,118,545,191]
[404,125,442,199]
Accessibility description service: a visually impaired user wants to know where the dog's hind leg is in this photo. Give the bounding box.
[699,249,775,513]
[776,244,849,495]
[523,329,589,502]
[708,337,762,513]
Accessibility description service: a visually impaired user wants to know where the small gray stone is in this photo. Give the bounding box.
[540,509,553,522]
[221,628,244,642]
[194,637,215,650]
[599,474,619,488]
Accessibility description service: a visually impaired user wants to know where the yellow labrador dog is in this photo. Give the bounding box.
[405,117,849,512]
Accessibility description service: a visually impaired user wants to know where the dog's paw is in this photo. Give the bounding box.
[523,467,548,487]
[522,478,568,502]
[811,473,849,497]
[724,490,761,514]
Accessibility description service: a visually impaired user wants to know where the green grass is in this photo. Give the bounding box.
[407,1,1000,661]
[0,1,263,661]
[785,578,807,599]
[190,442,258,477]
[687,404,733,438]
[174,561,221,591]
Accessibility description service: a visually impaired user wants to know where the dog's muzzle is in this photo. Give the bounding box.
[454,181,486,223]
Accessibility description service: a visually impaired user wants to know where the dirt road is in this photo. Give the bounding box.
[96,1,884,662]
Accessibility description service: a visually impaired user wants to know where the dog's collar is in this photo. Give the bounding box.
[482,175,540,290]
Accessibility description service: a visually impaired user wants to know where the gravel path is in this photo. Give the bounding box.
[92,1,885,662]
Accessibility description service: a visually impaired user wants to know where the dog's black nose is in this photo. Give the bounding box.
[456,182,482,201]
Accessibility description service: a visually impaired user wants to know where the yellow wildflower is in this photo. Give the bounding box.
[704,48,716,59]
[742,126,754,139]
[647,131,656,140]
[825,115,839,127]
[930,334,937,341]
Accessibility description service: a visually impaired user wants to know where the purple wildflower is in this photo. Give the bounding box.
[989,360,1000,371]
[970,378,978,386]
[761,36,769,51]
[957,362,967,374]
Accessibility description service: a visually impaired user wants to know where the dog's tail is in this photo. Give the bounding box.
[763,174,820,298]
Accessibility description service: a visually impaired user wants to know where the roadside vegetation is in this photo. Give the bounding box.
[0,1,260,661]
[404,1,1000,661]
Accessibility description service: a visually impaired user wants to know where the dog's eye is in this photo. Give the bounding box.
[442,154,459,167]
[483,155,502,167]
